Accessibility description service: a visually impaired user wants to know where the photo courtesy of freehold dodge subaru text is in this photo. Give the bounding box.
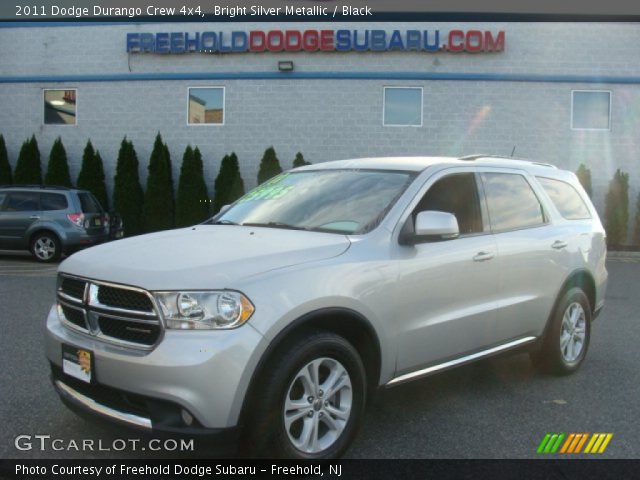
[46,157,607,458]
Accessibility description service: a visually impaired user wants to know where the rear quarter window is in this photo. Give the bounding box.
[4,192,39,212]
[536,177,592,220]
[77,192,103,213]
[40,193,69,211]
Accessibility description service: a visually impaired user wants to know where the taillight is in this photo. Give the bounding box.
[67,213,85,228]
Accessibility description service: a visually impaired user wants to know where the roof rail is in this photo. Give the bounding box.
[0,184,73,190]
[459,154,556,168]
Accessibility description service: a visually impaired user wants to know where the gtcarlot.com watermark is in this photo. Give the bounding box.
[14,434,194,452]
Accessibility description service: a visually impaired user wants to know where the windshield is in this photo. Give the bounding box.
[214,169,415,234]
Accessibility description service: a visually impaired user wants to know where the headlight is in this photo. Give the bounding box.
[154,291,254,330]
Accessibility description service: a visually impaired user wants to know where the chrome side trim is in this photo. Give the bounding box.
[54,380,152,429]
[386,336,537,387]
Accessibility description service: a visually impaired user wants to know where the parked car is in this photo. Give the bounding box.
[45,156,607,459]
[0,185,109,262]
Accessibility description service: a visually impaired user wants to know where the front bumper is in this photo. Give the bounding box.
[45,305,264,430]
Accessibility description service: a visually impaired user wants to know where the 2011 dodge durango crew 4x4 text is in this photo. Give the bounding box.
[45,156,607,458]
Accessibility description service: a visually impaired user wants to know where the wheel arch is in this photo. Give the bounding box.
[238,307,382,426]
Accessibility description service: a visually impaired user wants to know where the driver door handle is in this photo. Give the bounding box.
[473,251,495,262]
[29,215,40,220]
[552,240,568,250]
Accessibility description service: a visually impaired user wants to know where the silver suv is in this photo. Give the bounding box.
[0,186,109,262]
[45,156,607,459]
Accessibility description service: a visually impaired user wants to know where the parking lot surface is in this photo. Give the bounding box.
[0,254,638,459]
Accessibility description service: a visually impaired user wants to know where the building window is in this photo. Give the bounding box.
[571,90,611,130]
[44,89,77,125]
[383,87,423,127]
[188,87,225,125]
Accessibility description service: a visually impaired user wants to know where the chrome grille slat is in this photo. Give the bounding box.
[56,274,163,349]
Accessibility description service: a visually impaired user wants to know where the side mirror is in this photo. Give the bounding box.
[218,204,231,215]
[400,211,460,245]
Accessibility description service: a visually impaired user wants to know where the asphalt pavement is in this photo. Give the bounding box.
[0,253,638,459]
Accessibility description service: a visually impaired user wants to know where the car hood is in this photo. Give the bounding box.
[59,225,351,290]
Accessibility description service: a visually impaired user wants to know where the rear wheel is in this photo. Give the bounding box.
[531,287,591,375]
[247,331,366,459]
[31,232,61,262]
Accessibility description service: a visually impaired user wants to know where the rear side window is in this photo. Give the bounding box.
[4,192,39,212]
[481,173,545,231]
[0,193,6,210]
[536,177,591,220]
[40,193,68,211]
[78,193,102,213]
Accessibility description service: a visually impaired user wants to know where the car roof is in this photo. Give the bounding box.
[0,185,88,193]
[294,155,560,174]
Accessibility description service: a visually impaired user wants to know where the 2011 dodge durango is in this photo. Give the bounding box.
[45,156,607,458]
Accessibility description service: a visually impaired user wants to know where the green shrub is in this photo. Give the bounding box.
[0,135,11,184]
[44,137,72,187]
[575,163,592,198]
[113,138,144,236]
[77,140,109,210]
[143,133,174,232]
[14,135,41,184]
[604,169,629,246]
[213,152,245,213]
[176,145,210,227]
[292,152,311,168]
[634,192,640,246]
[257,146,282,185]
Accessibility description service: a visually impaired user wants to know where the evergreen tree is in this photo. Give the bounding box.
[14,135,42,184]
[176,145,210,227]
[292,152,311,168]
[0,135,11,185]
[44,137,72,187]
[77,140,109,210]
[213,152,245,214]
[633,192,640,246]
[604,169,629,246]
[143,133,174,232]
[575,163,592,198]
[257,146,282,185]
[113,138,144,236]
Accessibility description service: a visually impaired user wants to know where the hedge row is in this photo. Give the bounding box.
[0,134,310,237]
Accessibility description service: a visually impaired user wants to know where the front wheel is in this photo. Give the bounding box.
[248,331,366,459]
[531,287,592,375]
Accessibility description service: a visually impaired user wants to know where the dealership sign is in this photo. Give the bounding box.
[126,30,505,54]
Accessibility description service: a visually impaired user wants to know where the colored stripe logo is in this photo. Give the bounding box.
[537,433,613,454]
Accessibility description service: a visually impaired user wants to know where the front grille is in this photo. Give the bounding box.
[57,275,162,349]
[60,304,86,329]
[98,316,161,346]
[60,277,86,301]
[97,285,154,312]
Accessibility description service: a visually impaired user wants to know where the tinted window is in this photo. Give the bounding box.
[78,193,102,213]
[537,177,591,220]
[0,193,6,210]
[40,193,68,211]
[5,192,39,212]
[482,173,545,231]
[414,173,484,234]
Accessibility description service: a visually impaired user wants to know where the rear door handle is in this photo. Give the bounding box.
[29,215,40,220]
[473,251,495,262]
[552,240,568,250]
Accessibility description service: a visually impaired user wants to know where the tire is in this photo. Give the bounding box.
[30,232,61,263]
[246,330,366,459]
[531,287,592,375]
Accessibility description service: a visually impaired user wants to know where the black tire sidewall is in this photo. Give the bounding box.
[31,232,61,263]
[547,287,592,374]
[253,331,366,459]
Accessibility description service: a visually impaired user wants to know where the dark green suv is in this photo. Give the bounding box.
[0,186,109,262]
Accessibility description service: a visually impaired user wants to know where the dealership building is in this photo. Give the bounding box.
[0,21,639,235]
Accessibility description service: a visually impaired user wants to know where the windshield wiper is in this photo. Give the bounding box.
[242,222,310,231]
[212,219,240,225]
